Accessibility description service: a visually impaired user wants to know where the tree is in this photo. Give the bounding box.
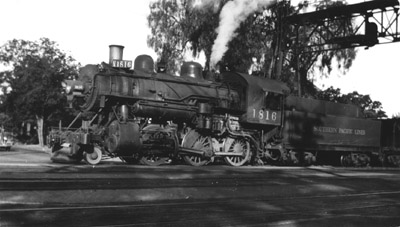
[316,86,387,119]
[0,38,79,146]
[341,91,387,118]
[147,0,229,73]
[0,113,12,130]
[287,0,358,96]
[148,0,279,74]
[147,0,356,90]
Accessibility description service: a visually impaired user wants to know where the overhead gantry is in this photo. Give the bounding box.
[285,0,400,51]
[274,0,400,95]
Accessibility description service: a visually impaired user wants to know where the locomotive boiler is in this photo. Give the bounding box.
[49,45,400,167]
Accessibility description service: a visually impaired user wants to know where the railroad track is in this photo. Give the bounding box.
[1,166,400,226]
[1,189,400,226]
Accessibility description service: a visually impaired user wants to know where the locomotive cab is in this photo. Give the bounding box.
[220,72,289,126]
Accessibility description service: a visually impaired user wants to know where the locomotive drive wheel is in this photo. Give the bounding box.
[84,146,102,165]
[139,154,170,166]
[181,130,212,166]
[224,137,251,167]
[139,124,174,166]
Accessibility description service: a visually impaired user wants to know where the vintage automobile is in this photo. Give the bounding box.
[0,128,13,151]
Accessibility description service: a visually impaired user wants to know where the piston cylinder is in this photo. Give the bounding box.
[106,120,141,156]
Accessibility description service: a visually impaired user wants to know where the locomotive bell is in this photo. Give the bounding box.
[109,45,124,65]
[180,61,203,79]
[134,55,155,73]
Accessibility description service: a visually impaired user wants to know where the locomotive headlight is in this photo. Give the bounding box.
[64,80,84,95]
[74,84,84,91]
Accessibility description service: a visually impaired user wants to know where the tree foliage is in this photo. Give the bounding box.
[147,0,277,74]
[147,0,387,118]
[147,1,356,87]
[316,86,387,118]
[147,0,227,73]
[291,0,358,96]
[0,38,79,144]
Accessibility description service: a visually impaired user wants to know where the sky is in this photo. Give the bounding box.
[0,0,157,65]
[0,0,399,116]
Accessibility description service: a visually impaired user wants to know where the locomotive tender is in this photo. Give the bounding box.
[49,45,400,167]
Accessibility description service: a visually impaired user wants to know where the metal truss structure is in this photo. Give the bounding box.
[276,0,400,96]
[285,0,400,52]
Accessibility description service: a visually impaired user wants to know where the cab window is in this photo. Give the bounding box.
[265,92,282,110]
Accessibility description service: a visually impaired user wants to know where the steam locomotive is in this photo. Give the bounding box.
[48,45,400,167]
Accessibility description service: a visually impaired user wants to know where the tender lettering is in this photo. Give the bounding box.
[339,128,353,134]
[314,127,337,133]
[314,126,366,136]
[355,129,366,135]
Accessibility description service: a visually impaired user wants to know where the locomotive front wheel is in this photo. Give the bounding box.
[84,146,102,165]
[224,138,251,167]
[181,130,212,166]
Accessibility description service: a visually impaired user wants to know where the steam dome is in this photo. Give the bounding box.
[180,61,203,79]
[134,55,155,73]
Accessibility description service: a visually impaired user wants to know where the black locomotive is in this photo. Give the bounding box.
[49,45,400,167]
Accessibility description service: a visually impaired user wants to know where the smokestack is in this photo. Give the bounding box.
[109,45,124,65]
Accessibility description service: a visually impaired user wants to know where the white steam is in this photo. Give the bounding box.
[210,0,275,69]
[192,0,222,12]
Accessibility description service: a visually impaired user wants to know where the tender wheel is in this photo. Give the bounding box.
[181,130,212,166]
[387,155,400,167]
[224,137,251,167]
[303,152,316,166]
[84,146,102,165]
[340,154,352,167]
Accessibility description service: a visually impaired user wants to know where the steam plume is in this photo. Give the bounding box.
[210,0,275,69]
[192,0,222,12]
